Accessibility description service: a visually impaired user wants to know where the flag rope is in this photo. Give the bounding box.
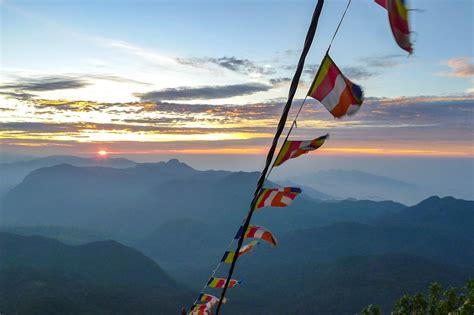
[327,0,352,52]
[191,236,237,307]
[188,0,413,312]
[214,1,326,313]
[266,0,352,181]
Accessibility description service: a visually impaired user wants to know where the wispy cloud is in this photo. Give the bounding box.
[2,95,473,156]
[135,83,272,102]
[436,57,474,78]
[0,76,91,100]
[1,76,89,91]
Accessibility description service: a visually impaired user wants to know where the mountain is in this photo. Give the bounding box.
[275,179,334,200]
[292,169,422,204]
[249,222,474,269]
[2,160,405,242]
[376,196,474,239]
[227,255,472,315]
[0,225,106,245]
[0,155,136,199]
[0,232,193,314]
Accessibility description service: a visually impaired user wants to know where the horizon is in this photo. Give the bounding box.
[2,152,473,204]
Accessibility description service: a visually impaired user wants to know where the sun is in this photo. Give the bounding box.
[97,150,108,156]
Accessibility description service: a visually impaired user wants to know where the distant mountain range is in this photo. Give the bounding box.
[1,159,405,243]
[0,157,472,314]
[0,232,193,314]
[291,169,426,204]
[0,155,136,199]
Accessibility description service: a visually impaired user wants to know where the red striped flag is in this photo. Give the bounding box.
[273,134,328,167]
[207,277,240,289]
[235,225,277,247]
[221,241,259,264]
[376,0,413,53]
[196,293,226,305]
[308,54,363,118]
[191,302,212,312]
[255,187,302,209]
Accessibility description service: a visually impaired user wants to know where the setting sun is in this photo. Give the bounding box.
[97,150,108,156]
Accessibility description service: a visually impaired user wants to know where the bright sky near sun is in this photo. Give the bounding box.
[0,0,473,159]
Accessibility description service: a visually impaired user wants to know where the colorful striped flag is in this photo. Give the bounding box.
[235,225,277,247]
[375,0,412,53]
[255,187,302,209]
[207,277,240,289]
[273,134,328,167]
[196,293,227,306]
[189,310,210,315]
[308,54,363,118]
[221,241,259,264]
[191,302,212,312]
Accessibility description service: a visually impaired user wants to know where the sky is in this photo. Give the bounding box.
[0,0,473,166]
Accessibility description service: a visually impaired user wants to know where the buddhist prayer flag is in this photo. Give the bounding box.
[207,277,240,289]
[191,302,212,311]
[235,225,277,247]
[196,293,226,305]
[221,241,259,264]
[255,187,302,209]
[375,0,413,53]
[273,134,328,167]
[308,54,363,118]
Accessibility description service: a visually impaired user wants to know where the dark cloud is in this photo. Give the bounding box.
[0,91,36,100]
[179,56,275,76]
[342,66,375,80]
[360,55,403,69]
[209,56,275,75]
[269,77,292,85]
[0,76,91,101]
[135,83,272,101]
[0,76,90,92]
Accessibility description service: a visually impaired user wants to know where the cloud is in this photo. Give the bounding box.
[179,56,275,76]
[209,56,275,75]
[269,77,292,86]
[0,75,91,100]
[437,57,474,78]
[360,55,403,69]
[135,83,272,102]
[0,76,90,92]
[84,74,152,85]
[0,91,36,100]
[341,66,375,80]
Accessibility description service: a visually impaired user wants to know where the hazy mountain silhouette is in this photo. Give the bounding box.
[0,155,136,199]
[0,225,106,245]
[1,158,472,314]
[2,160,405,242]
[293,169,422,204]
[0,232,193,314]
[376,196,474,239]
[275,179,334,200]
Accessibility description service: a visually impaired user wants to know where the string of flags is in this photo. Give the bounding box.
[189,0,413,313]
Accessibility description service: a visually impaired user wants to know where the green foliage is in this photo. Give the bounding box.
[361,279,473,314]
[361,304,380,315]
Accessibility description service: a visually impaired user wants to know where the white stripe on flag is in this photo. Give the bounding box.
[321,74,346,111]
[254,229,264,239]
[264,190,278,207]
[281,195,293,206]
